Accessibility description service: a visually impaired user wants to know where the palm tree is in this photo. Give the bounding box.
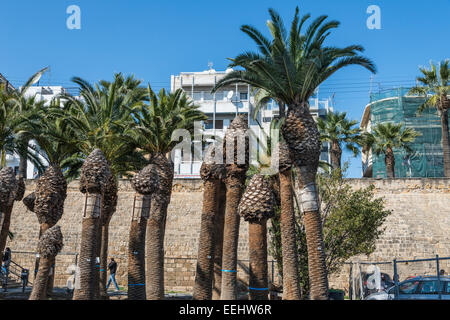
[212,181,226,300]
[317,111,361,170]
[193,143,225,300]
[8,67,49,177]
[59,75,146,298]
[409,60,450,177]
[219,115,249,300]
[73,149,111,300]
[128,164,160,300]
[129,86,206,300]
[362,123,420,178]
[29,225,63,300]
[239,174,275,300]
[213,7,376,299]
[21,110,82,297]
[0,168,18,249]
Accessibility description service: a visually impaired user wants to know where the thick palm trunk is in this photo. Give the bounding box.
[330,142,342,170]
[385,148,395,178]
[248,219,269,300]
[193,179,221,300]
[212,182,226,300]
[279,170,301,300]
[128,194,150,300]
[73,193,101,300]
[283,105,329,300]
[0,203,13,258]
[297,166,328,300]
[221,173,245,300]
[29,256,52,300]
[146,192,169,300]
[440,109,450,177]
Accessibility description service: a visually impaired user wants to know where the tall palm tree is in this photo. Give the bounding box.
[73,149,111,300]
[317,111,361,170]
[20,110,81,297]
[193,143,225,300]
[213,7,376,299]
[0,168,18,249]
[129,86,206,300]
[239,174,275,300]
[409,60,450,177]
[59,76,146,298]
[29,225,63,300]
[219,115,249,300]
[362,123,420,178]
[128,164,160,300]
[212,180,226,300]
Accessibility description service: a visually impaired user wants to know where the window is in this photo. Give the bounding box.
[418,281,440,294]
[240,92,248,101]
[398,280,420,294]
[204,120,224,130]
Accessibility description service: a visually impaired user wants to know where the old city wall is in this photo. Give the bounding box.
[6,178,450,294]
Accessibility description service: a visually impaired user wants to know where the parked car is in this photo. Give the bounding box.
[365,276,450,300]
[354,271,394,299]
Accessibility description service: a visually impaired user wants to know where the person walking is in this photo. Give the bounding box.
[106,258,120,292]
[2,248,11,292]
[20,269,29,293]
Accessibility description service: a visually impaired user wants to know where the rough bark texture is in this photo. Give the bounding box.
[282,104,329,300]
[0,204,13,259]
[193,179,221,300]
[440,109,450,177]
[128,217,147,300]
[330,141,342,170]
[385,147,395,179]
[29,256,51,300]
[220,172,245,300]
[220,115,249,300]
[248,220,269,300]
[72,193,101,300]
[279,170,301,300]
[30,225,63,300]
[212,182,226,300]
[99,222,110,299]
[145,153,173,300]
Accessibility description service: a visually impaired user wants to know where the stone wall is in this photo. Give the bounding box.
[5,178,450,295]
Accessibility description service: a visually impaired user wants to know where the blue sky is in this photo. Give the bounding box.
[2,0,449,177]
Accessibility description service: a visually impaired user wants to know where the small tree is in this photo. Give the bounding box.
[269,165,392,297]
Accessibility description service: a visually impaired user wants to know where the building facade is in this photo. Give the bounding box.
[171,68,333,178]
[361,88,450,178]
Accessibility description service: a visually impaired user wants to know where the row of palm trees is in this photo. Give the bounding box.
[0,5,447,300]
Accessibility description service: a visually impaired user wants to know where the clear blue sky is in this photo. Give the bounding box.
[2,0,449,177]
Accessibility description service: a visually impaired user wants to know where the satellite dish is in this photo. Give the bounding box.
[227,91,234,100]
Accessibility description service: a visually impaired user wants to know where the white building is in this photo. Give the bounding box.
[171,68,333,179]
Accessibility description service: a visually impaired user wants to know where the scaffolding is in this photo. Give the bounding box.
[370,88,449,178]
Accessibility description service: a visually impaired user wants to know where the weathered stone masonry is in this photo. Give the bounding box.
[6,178,450,294]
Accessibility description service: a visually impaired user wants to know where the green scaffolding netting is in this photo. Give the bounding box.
[370,88,449,178]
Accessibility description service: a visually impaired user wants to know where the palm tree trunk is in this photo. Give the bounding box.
[385,148,395,178]
[248,219,269,300]
[279,170,301,300]
[297,165,329,300]
[330,142,342,170]
[73,193,101,300]
[193,179,221,300]
[221,172,245,300]
[128,194,150,300]
[145,192,169,300]
[0,202,14,259]
[440,109,450,177]
[212,182,226,300]
[29,256,52,300]
[18,140,29,179]
[99,221,110,299]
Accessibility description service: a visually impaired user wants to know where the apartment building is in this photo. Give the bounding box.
[171,67,333,178]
